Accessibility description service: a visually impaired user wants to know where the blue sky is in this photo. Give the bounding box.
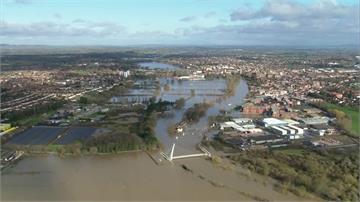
[1,0,359,46]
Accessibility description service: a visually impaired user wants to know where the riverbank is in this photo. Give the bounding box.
[4,143,154,157]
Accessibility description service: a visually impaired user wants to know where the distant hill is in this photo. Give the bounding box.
[1,44,359,55]
[0,44,140,55]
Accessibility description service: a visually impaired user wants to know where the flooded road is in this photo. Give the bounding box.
[1,71,303,201]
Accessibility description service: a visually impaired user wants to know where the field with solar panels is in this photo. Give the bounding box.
[7,126,97,145]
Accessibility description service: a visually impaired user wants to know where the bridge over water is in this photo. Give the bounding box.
[160,143,211,162]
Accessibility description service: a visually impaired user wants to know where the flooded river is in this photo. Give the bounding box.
[1,152,301,201]
[138,62,180,70]
[1,67,303,201]
[155,78,247,152]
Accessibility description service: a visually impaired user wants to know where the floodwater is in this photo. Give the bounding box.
[1,153,301,201]
[1,74,303,201]
[155,78,247,152]
[110,79,157,104]
[138,62,180,70]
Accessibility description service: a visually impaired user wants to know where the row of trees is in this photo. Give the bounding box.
[85,132,142,153]
[308,91,358,108]
[136,99,177,149]
[4,99,65,125]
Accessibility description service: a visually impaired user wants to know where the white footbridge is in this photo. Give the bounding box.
[160,143,211,161]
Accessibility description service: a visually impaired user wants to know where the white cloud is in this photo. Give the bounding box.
[1,0,358,46]
[4,0,37,4]
[224,0,359,45]
[231,0,357,22]
[0,20,126,37]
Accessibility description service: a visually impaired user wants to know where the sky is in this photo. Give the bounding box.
[0,0,359,46]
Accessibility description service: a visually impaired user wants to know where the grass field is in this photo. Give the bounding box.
[17,110,56,126]
[323,103,359,136]
[274,148,305,157]
[47,144,65,152]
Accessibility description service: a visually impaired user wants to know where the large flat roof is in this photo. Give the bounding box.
[271,126,288,133]
[262,118,287,125]
[283,119,300,125]
[278,125,295,131]
[233,118,252,123]
[287,124,304,131]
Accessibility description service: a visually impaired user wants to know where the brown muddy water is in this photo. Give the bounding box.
[1,152,302,201]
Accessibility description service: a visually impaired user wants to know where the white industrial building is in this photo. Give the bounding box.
[283,119,300,125]
[271,126,288,135]
[270,125,302,139]
[261,118,288,127]
[287,125,304,135]
[289,134,301,140]
[220,121,262,133]
[233,118,252,124]
[279,126,296,135]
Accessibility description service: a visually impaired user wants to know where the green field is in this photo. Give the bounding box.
[274,148,305,157]
[323,103,359,136]
[17,110,57,127]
